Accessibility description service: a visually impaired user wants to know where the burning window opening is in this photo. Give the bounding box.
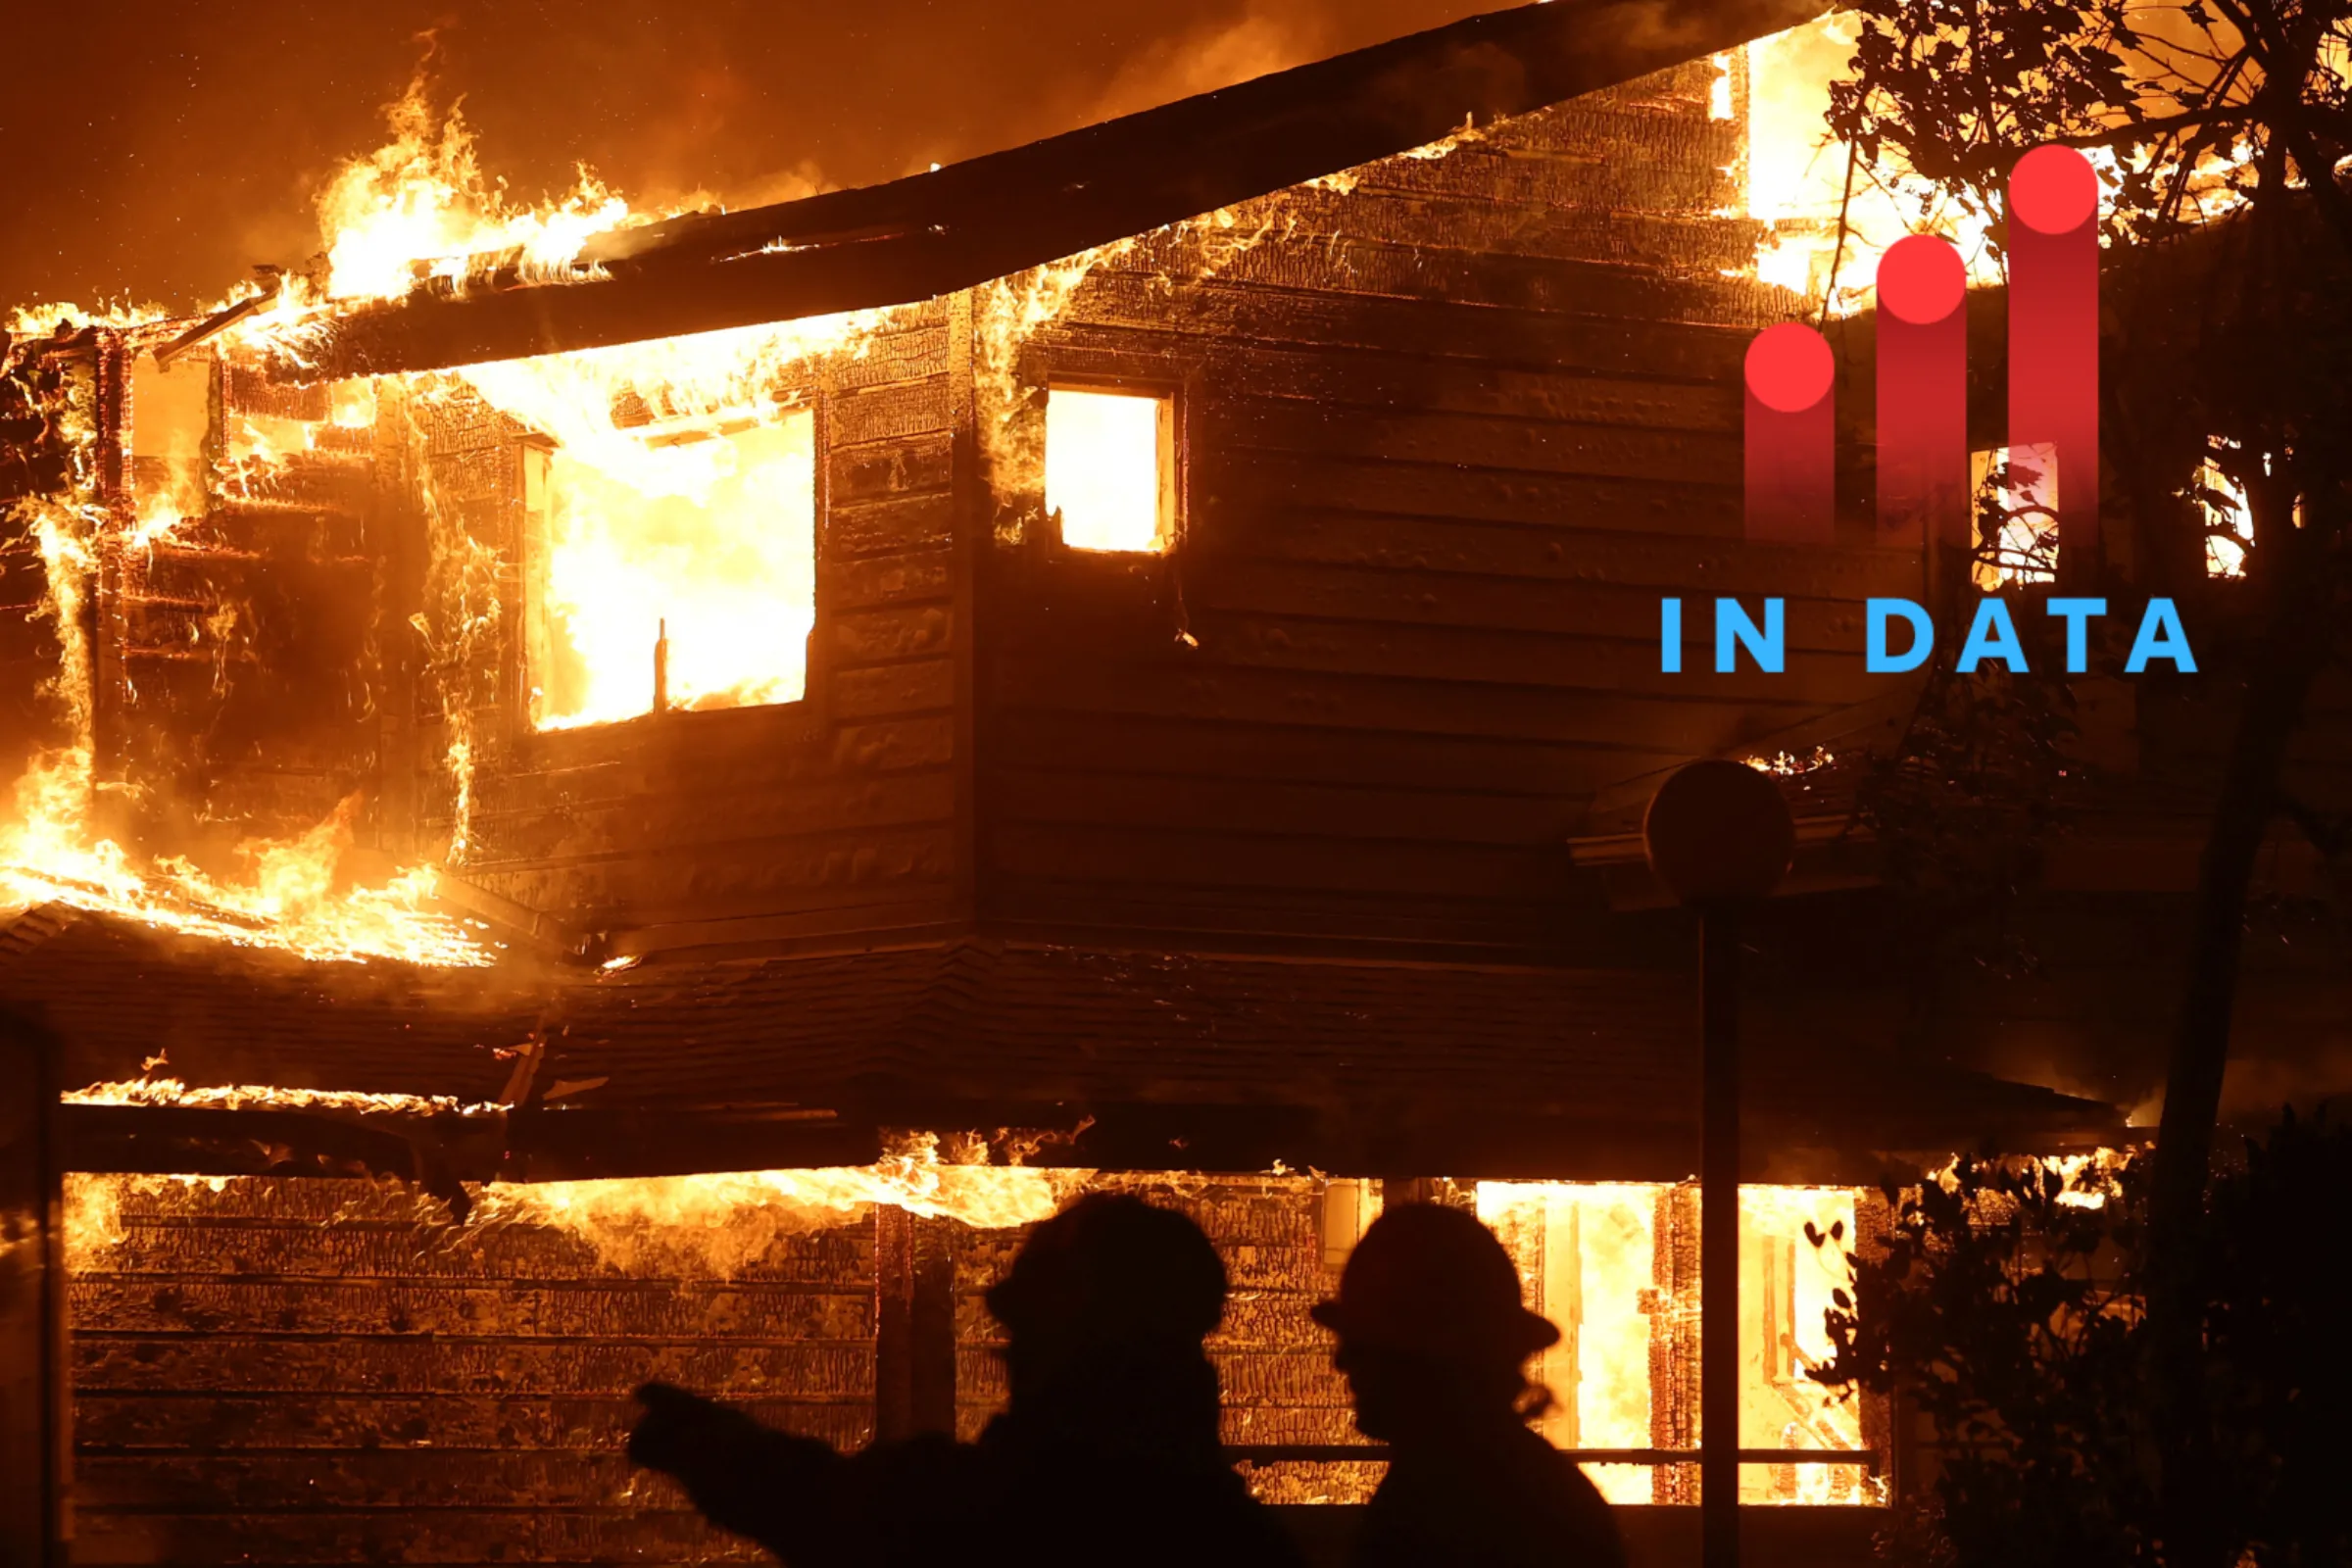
[1044,385,1175,554]
[1478,1181,1877,1507]
[2194,453,2255,579]
[0,336,494,968]
[519,402,817,730]
[1971,443,2061,590]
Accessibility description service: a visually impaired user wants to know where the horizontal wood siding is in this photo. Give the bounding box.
[413,307,966,946]
[68,1175,875,1567]
[979,64,1921,953]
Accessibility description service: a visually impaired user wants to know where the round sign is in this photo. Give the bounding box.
[1641,760,1796,906]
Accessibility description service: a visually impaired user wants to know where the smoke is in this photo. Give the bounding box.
[2,0,1511,315]
[1085,5,1333,122]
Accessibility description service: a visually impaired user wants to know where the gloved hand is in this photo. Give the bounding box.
[627,1381,769,1481]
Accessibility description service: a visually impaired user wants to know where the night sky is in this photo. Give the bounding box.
[2,0,1493,316]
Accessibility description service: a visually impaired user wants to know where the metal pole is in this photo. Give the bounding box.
[1700,906,1740,1568]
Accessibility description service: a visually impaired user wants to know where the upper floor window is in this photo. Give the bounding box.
[1044,384,1174,554]
[524,404,815,730]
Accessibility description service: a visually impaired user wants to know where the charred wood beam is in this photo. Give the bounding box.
[151,281,278,369]
[55,1101,881,1187]
[873,1208,957,1441]
[59,1103,500,1217]
[0,1016,70,1568]
[274,0,1831,381]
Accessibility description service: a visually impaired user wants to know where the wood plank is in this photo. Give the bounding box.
[1211,394,1740,487]
[988,653,1825,752]
[1062,273,1752,379]
[70,1507,765,1565]
[825,551,953,611]
[833,605,953,665]
[463,770,956,865]
[71,1337,874,1397]
[71,1220,871,1285]
[70,1279,872,1341]
[1043,326,1741,432]
[1186,559,1874,654]
[72,1394,871,1452]
[984,821,1575,901]
[827,376,952,446]
[826,492,955,559]
[981,874,1568,951]
[833,660,956,718]
[990,766,1582,846]
[457,825,958,918]
[1221,510,1916,600]
[480,716,955,817]
[827,431,954,505]
[985,709,1686,798]
[1212,449,1741,537]
[1200,613,1897,708]
[1085,231,1778,329]
[1132,183,1756,274]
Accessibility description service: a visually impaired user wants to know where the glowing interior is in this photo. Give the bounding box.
[1970,442,2061,589]
[1478,1181,1872,1506]
[1044,386,1168,553]
[526,406,815,729]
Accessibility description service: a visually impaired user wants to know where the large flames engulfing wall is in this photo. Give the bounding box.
[61,1165,1881,1517]
[0,28,1923,970]
[0,78,1371,967]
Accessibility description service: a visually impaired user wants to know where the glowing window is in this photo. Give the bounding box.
[1970,443,2060,589]
[523,406,815,730]
[1044,385,1173,553]
[2194,454,2255,579]
[1478,1181,1878,1507]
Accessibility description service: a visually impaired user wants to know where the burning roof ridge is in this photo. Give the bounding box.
[291,0,1834,378]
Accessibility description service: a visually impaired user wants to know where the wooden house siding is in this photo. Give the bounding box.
[67,1176,874,1567]
[975,66,1922,955]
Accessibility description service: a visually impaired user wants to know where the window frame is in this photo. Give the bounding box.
[1040,375,1183,557]
[512,389,832,758]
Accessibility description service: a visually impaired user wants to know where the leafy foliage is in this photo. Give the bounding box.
[1813,1114,2352,1566]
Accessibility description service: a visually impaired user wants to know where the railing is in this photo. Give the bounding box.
[1224,1446,1881,1466]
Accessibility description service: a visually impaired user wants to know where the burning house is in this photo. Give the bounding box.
[9,0,2269,1561]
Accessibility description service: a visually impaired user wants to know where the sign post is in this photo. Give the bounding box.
[1642,761,1794,1568]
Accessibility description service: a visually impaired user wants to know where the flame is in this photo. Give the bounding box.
[1480,1181,1873,1507]
[470,1137,1083,1277]
[64,1077,495,1116]
[1,59,1495,965]
[1745,746,1836,777]
[1479,1182,1664,1504]
[440,317,899,730]
[0,485,491,966]
[314,77,634,304]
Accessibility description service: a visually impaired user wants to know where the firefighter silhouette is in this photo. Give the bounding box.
[1312,1202,1629,1568]
[628,1192,1301,1568]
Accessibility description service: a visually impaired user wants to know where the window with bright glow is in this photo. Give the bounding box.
[2194,453,2255,578]
[1477,1181,1879,1507]
[1970,443,2060,589]
[524,406,815,730]
[1044,385,1173,553]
